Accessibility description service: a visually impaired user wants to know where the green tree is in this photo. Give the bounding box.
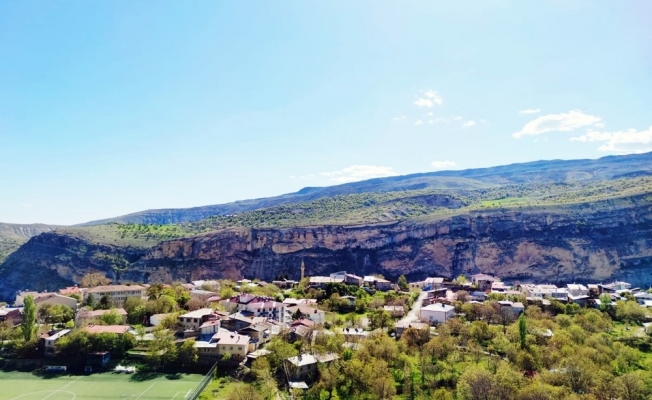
[398,275,409,291]
[518,313,527,349]
[21,295,36,342]
[178,339,198,367]
[99,309,123,325]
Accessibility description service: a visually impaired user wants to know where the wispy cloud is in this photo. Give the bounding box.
[519,108,541,114]
[321,165,398,183]
[414,120,423,126]
[513,110,601,139]
[413,89,443,108]
[392,116,406,121]
[462,120,476,129]
[570,126,652,154]
[431,160,457,170]
[453,116,463,121]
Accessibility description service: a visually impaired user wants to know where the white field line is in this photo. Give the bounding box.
[134,382,156,400]
[40,376,82,400]
[184,389,192,399]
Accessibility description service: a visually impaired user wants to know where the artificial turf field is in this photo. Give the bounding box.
[0,370,205,400]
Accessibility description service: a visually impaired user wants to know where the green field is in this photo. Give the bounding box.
[0,370,204,400]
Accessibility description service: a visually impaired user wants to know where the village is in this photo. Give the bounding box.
[2,265,651,396]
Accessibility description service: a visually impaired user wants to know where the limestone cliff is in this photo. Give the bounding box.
[1,194,650,302]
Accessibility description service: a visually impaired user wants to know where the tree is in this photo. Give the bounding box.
[99,309,123,325]
[178,339,198,367]
[0,320,13,350]
[80,272,111,288]
[83,293,96,309]
[456,274,468,284]
[457,290,470,304]
[226,384,263,400]
[457,367,494,400]
[518,313,527,349]
[97,295,113,310]
[21,295,36,342]
[398,275,409,291]
[369,309,393,330]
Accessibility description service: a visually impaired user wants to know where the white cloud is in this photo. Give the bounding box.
[414,120,423,126]
[414,90,443,108]
[594,122,605,128]
[426,112,433,117]
[512,110,601,139]
[519,108,541,114]
[462,120,476,128]
[321,165,399,183]
[434,117,449,123]
[431,161,457,170]
[453,116,463,121]
[570,126,652,154]
[480,119,489,125]
[392,116,406,121]
[428,119,435,124]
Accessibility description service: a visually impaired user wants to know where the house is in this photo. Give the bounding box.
[178,308,217,332]
[194,330,250,360]
[283,298,318,306]
[420,303,455,324]
[286,353,339,382]
[34,293,79,312]
[82,285,146,307]
[363,276,393,291]
[14,291,55,307]
[395,320,429,339]
[40,329,71,357]
[290,318,316,340]
[566,284,589,297]
[272,279,299,289]
[601,281,632,293]
[491,282,511,293]
[199,320,221,336]
[373,277,393,291]
[0,307,23,326]
[238,322,272,350]
[309,276,343,288]
[59,286,82,297]
[287,305,325,325]
[383,305,405,318]
[497,301,525,318]
[409,277,445,291]
[634,292,652,305]
[241,300,289,324]
[471,274,498,291]
[191,280,220,290]
[84,324,131,335]
[220,313,255,332]
[190,290,219,301]
[76,308,128,326]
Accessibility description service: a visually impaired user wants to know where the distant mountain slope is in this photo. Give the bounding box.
[0,223,58,262]
[81,151,652,226]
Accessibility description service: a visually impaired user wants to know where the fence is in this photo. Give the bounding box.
[186,362,218,400]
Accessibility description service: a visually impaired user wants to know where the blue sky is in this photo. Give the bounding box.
[1,1,651,225]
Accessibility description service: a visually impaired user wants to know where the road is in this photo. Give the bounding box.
[398,291,428,326]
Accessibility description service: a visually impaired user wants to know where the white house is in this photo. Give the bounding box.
[566,284,589,297]
[178,308,215,331]
[287,305,325,325]
[42,329,71,357]
[419,303,455,324]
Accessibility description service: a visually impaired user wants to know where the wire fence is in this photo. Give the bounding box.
[186,362,218,400]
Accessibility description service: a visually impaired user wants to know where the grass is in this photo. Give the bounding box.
[480,197,530,208]
[0,370,204,400]
[198,377,240,400]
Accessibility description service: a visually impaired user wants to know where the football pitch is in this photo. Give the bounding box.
[0,370,205,400]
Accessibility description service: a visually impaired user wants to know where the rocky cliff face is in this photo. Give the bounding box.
[1,194,651,302]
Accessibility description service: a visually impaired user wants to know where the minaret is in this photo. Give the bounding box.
[300,259,305,281]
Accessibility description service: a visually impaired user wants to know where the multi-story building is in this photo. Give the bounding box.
[178,308,217,331]
[82,285,146,307]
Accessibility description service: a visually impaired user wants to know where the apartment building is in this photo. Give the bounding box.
[82,285,146,307]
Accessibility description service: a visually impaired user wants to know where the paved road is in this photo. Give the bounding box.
[398,291,428,326]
